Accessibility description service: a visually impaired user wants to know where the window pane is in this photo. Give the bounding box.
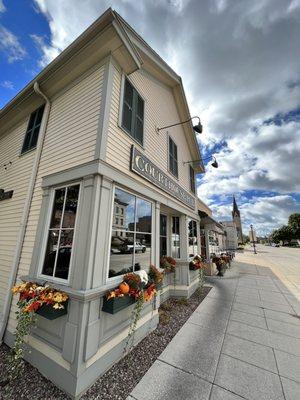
[122,79,133,133]
[109,231,134,278]
[30,126,40,149]
[188,220,197,257]
[42,230,59,277]
[135,233,151,272]
[62,185,80,228]
[122,103,132,132]
[55,230,73,279]
[135,117,143,144]
[137,95,144,119]
[22,130,32,153]
[27,113,35,131]
[21,106,45,154]
[135,95,144,144]
[160,236,167,258]
[124,79,133,107]
[113,188,135,231]
[160,214,167,236]
[171,216,180,258]
[136,198,152,233]
[36,105,45,125]
[50,188,66,228]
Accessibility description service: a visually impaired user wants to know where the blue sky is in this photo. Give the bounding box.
[1,0,300,235]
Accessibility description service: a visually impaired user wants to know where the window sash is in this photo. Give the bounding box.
[121,78,144,145]
[21,105,45,154]
[109,187,153,279]
[41,183,80,282]
[169,137,178,177]
[190,166,195,193]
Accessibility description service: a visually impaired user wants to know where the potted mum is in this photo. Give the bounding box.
[0,282,69,387]
[212,256,226,276]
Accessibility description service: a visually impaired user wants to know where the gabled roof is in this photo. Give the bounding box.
[0,8,204,171]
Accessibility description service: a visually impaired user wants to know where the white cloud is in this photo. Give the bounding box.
[0,25,26,62]
[211,194,300,235]
[0,0,5,12]
[1,80,14,89]
[30,0,300,232]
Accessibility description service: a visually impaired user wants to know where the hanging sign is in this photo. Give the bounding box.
[131,146,195,209]
[0,189,13,201]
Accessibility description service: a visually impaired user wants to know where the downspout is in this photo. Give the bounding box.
[0,82,51,343]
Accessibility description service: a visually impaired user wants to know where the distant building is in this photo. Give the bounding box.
[232,195,243,244]
[220,221,238,250]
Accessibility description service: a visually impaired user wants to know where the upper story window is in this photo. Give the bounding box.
[121,78,144,146]
[41,184,80,282]
[190,165,196,194]
[168,136,178,178]
[21,104,45,154]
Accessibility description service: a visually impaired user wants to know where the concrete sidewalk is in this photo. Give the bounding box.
[127,256,300,400]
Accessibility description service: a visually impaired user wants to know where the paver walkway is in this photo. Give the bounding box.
[127,246,300,400]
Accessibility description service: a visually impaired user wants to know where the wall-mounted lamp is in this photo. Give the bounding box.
[156,116,202,134]
[183,156,219,169]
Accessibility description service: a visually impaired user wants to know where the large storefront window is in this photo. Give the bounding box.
[42,184,80,281]
[171,216,180,258]
[109,188,152,278]
[188,219,198,257]
[160,214,167,258]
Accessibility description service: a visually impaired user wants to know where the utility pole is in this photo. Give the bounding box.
[250,224,257,254]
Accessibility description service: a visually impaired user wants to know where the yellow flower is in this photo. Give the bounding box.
[53,303,64,310]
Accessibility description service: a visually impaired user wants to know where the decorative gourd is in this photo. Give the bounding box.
[119,282,130,294]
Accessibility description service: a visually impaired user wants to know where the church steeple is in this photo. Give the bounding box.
[232,195,243,244]
[232,195,240,218]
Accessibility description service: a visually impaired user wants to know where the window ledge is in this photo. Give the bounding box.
[19,147,37,158]
[20,275,121,302]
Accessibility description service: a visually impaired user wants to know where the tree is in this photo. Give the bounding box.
[288,213,300,239]
[271,225,294,244]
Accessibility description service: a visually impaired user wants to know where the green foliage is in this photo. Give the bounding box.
[271,213,300,243]
[288,213,300,238]
[124,293,145,354]
[1,299,37,390]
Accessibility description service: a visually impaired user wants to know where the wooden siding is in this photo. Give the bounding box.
[0,119,35,314]
[6,64,105,331]
[105,67,196,199]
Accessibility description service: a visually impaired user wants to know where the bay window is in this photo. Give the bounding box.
[109,188,152,278]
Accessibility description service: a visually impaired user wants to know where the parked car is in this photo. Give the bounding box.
[121,241,146,253]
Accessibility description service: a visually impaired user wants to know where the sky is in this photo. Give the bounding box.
[0,0,300,236]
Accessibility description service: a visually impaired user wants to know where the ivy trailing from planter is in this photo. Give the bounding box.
[0,282,68,388]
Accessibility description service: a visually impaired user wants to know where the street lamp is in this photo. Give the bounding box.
[156,116,203,134]
[250,224,257,254]
[183,155,219,169]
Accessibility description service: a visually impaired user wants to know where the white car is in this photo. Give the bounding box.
[121,242,146,253]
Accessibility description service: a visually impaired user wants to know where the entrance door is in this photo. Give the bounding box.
[160,214,167,258]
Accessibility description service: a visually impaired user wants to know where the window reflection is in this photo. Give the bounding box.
[136,198,152,233]
[113,188,135,231]
[109,188,152,278]
[171,216,180,258]
[160,214,167,257]
[188,219,198,257]
[42,184,80,281]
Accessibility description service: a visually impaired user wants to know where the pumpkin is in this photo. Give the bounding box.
[119,282,130,294]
